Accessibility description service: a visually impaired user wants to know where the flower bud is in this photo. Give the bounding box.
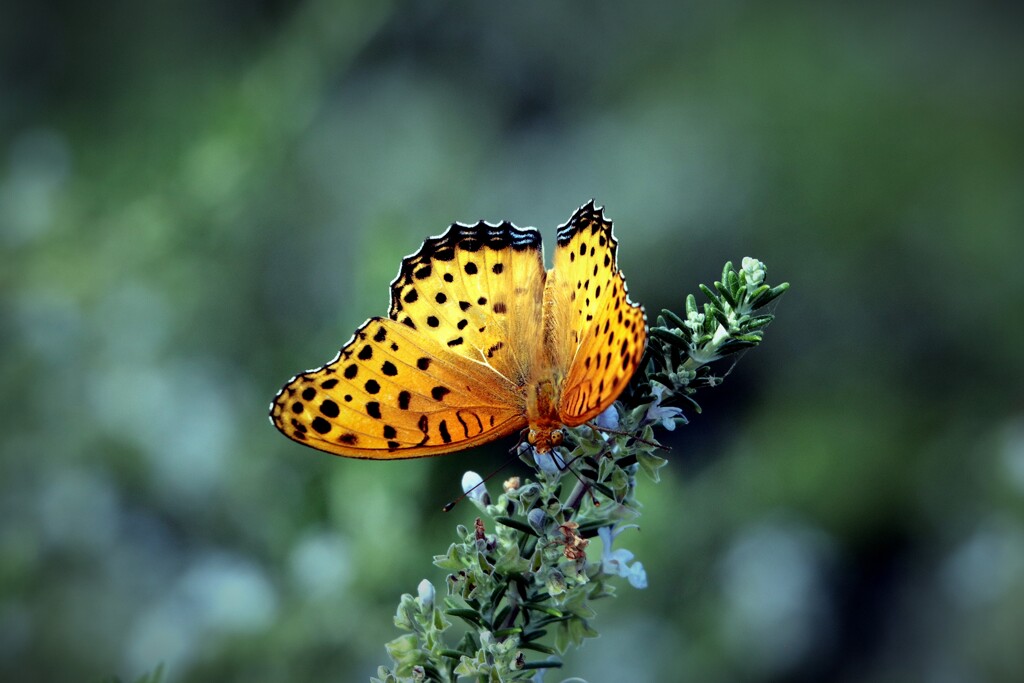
[534,450,564,476]
[741,256,766,287]
[526,507,550,535]
[461,470,490,506]
[416,579,435,609]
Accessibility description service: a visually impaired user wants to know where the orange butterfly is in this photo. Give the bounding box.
[270,201,647,458]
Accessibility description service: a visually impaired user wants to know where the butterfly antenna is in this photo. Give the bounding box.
[549,449,601,508]
[559,452,601,509]
[442,447,523,512]
[585,423,668,451]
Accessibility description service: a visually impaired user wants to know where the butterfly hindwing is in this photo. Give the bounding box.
[271,318,527,458]
[549,202,647,425]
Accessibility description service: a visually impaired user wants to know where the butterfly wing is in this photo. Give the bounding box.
[546,201,647,426]
[388,221,546,387]
[271,223,547,458]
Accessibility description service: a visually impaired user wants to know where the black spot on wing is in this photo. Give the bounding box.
[320,400,339,418]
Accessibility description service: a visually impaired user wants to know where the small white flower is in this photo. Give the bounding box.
[624,561,648,589]
[461,471,490,506]
[593,405,619,431]
[598,525,647,589]
[741,256,765,287]
[527,508,550,535]
[684,310,706,333]
[416,579,435,609]
[645,384,684,431]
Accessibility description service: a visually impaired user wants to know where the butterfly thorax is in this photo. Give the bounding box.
[525,375,565,453]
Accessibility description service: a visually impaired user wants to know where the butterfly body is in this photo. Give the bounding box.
[271,201,646,459]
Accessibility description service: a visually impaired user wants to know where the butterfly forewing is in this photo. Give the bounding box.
[271,222,549,459]
[388,223,546,386]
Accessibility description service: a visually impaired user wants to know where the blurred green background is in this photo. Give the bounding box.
[2,1,1023,681]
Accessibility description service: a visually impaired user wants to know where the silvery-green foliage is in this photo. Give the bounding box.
[374,260,788,682]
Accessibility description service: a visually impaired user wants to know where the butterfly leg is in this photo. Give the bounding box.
[509,428,530,456]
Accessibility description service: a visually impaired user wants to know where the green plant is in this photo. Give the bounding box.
[374,259,788,683]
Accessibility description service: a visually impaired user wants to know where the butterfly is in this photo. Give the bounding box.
[270,200,647,459]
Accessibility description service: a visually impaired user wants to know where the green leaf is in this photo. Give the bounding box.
[445,608,484,628]
[432,606,450,631]
[492,627,523,638]
[524,603,564,618]
[714,280,738,308]
[709,306,732,330]
[698,283,720,306]
[752,282,790,308]
[494,543,531,575]
[743,314,775,331]
[575,520,608,537]
[717,340,758,356]
[685,293,698,316]
[729,269,743,296]
[659,308,688,331]
[721,260,734,284]
[637,450,669,482]
[648,372,675,388]
[433,543,467,571]
[494,515,538,536]
[745,284,770,302]
[520,640,558,655]
[384,633,421,667]
[679,394,702,413]
[566,616,599,646]
[520,628,548,643]
[650,327,690,353]
[519,659,563,669]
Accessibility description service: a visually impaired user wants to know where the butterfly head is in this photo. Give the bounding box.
[527,426,564,454]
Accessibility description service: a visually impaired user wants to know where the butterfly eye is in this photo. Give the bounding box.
[550,429,564,446]
[527,430,538,445]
